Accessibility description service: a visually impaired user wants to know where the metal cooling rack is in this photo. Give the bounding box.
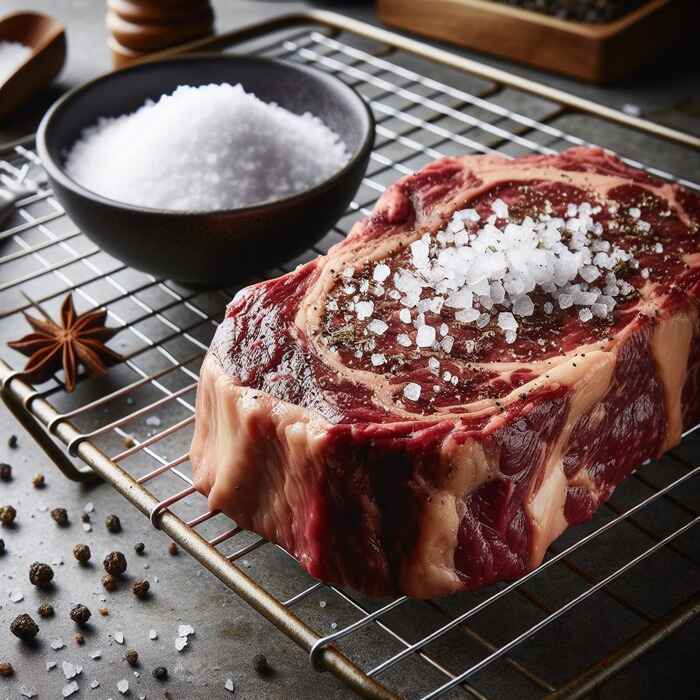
[1,11,699,700]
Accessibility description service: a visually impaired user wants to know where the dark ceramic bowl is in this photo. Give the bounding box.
[37,55,374,286]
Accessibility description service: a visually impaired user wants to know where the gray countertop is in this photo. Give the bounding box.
[0,2,698,699]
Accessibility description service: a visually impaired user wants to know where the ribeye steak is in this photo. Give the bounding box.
[191,147,700,597]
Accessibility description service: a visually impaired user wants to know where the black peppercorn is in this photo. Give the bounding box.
[134,542,145,555]
[253,653,272,677]
[32,474,45,489]
[0,538,4,555]
[73,544,91,564]
[0,505,16,527]
[102,574,118,592]
[125,649,139,667]
[10,613,39,641]
[0,661,14,677]
[105,514,121,533]
[70,604,91,625]
[37,602,54,618]
[51,508,69,526]
[103,551,127,576]
[0,464,11,481]
[81,512,91,524]
[168,542,178,556]
[132,578,150,599]
[8,435,18,449]
[152,666,168,681]
[29,561,54,588]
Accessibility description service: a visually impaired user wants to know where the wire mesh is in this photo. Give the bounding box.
[1,16,698,700]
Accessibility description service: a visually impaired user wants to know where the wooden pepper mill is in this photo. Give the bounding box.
[107,0,215,68]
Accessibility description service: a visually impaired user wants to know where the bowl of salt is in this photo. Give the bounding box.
[37,55,374,286]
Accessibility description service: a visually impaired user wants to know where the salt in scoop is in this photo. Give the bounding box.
[0,11,66,120]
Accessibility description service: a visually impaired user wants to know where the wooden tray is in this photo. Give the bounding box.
[377,0,699,84]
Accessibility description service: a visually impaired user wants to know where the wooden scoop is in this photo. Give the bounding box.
[0,11,66,120]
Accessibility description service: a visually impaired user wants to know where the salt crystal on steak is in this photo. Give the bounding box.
[403,383,421,402]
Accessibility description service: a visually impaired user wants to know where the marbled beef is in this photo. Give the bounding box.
[190,147,700,597]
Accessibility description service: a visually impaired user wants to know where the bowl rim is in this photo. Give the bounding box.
[36,53,375,217]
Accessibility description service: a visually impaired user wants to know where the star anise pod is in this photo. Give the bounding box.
[7,293,123,392]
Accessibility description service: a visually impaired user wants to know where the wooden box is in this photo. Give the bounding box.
[377,0,699,84]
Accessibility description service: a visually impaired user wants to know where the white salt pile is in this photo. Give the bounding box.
[0,41,31,84]
[64,83,350,211]
[384,199,637,345]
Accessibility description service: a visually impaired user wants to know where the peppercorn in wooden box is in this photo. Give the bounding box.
[377,0,699,83]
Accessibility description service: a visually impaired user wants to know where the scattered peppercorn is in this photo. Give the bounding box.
[0,662,14,677]
[81,513,91,524]
[75,632,85,645]
[99,607,109,616]
[37,602,54,618]
[73,544,91,564]
[32,473,45,489]
[70,604,91,625]
[105,514,121,533]
[0,505,16,527]
[253,653,272,677]
[168,542,178,556]
[0,464,11,481]
[102,574,118,592]
[29,561,54,588]
[125,649,139,667]
[152,666,168,681]
[103,551,127,576]
[134,542,145,555]
[51,507,68,526]
[0,539,4,555]
[132,578,150,599]
[10,613,39,641]
[8,435,18,449]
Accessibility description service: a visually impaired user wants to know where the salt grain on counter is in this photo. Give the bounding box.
[178,624,195,637]
[62,682,79,698]
[65,84,349,211]
[0,41,31,84]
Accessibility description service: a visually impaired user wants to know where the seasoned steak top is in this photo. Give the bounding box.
[213,148,700,423]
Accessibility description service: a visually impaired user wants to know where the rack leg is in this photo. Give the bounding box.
[1,384,101,484]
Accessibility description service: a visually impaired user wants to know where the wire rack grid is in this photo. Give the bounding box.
[1,12,699,700]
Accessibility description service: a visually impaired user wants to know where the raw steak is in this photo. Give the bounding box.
[191,147,700,598]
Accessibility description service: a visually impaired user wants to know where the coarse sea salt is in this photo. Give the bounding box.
[403,199,632,343]
[331,196,645,368]
[0,41,31,84]
[65,83,349,212]
[403,382,421,402]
